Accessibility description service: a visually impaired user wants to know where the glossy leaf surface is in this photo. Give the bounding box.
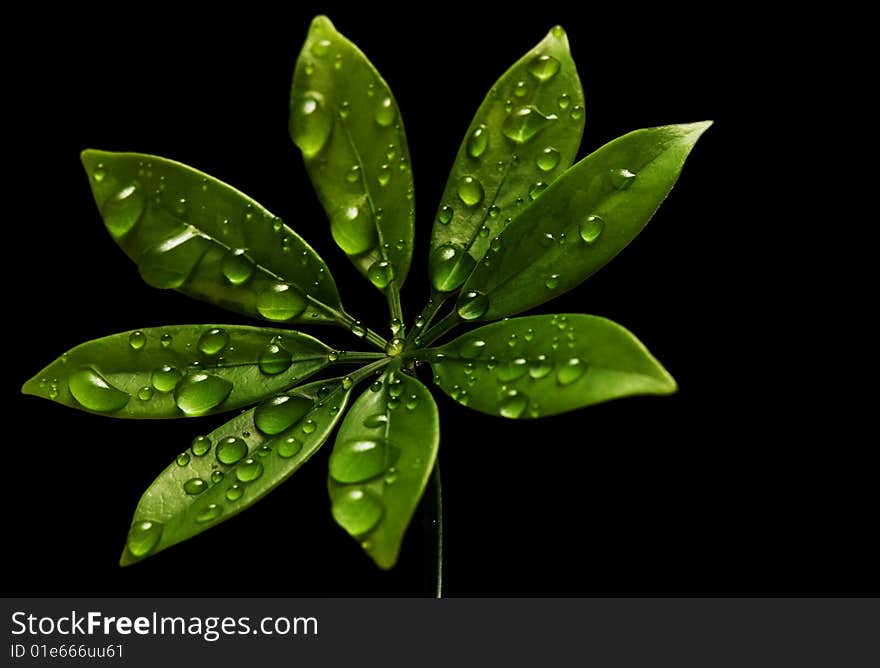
[121,378,353,565]
[291,16,414,290]
[429,25,584,293]
[456,122,712,321]
[81,150,342,324]
[429,315,676,418]
[328,370,439,569]
[22,325,330,418]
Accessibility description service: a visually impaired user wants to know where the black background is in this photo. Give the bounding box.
[4,3,871,596]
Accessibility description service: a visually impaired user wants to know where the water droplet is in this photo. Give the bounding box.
[197,328,229,356]
[221,248,255,285]
[184,478,207,495]
[160,334,173,348]
[545,274,561,290]
[579,215,605,244]
[93,164,106,182]
[256,283,307,321]
[137,386,153,401]
[529,181,548,200]
[457,176,484,206]
[345,165,361,184]
[385,338,404,357]
[496,358,528,382]
[350,321,366,338]
[529,355,553,379]
[191,435,211,457]
[254,395,313,435]
[537,147,561,171]
[513,80,528,97]
[258,343,293,375]
[367,260,395,289]
[501,106,557,144]
[499,391,528,419]
[301,419,317,434]
[607,168,636,191]
[128,330,146,350]
[68,368,130,412]
[557,358,586,386]
[377,163,392,186]
[277,436,302,459]
[467,124,489,158]
[332,100,349,121]
[226,484,243,501]
[311,38,331,56]
[570,104,584,120]
[540,233,555,248]
[290,93,332,159]
[459,338,487,359]
[236,457,263,483]
[150,364,181,393]
[369,381,382,392]
[457,291,489,320]
[375,96,396,127]
[557,93,570,109]
[102,182,145,238]
[330,439,388,483]
[437,205,454,225]
[333,54,343,70]
[195,504,222,524]
[173,373,232,416]
[389,318,402,335]
[216,437,248,466]
[528,54,561,81]
[363,414,388,428]
[429,243,476,292]
[127,521,163,558]
[405,394,420,410]
[330,204,377,255]
[524,328,535,342]
[551,25,566,38]
[332,488,384,535]
[210,471,224,484]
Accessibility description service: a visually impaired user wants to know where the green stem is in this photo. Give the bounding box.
[404,292,447,348]
[432,458,443,598]
[333,351,387,365]
[417,310,461,349]
[347,357,392,385]
[386,282,405,339]
[334,309,388,352]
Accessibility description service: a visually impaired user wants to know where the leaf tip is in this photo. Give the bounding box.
[309,14,335,34]
[21,372,51,400]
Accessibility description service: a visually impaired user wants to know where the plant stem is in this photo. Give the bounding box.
[347,357,391,385]
[423,457,443,598]
[432,458,443,598]
[404,292,447,348]
[333,351,387,365]
[417,310,461,349]
[335,309,388,351]
[386,282,405,339]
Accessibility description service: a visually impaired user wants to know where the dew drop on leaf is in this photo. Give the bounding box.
[501,106,557,144]
[528,54,561,81]
[375,96,396,127]
[236,458,264,483]
[183,478,207,495]
[545,274,561,290]
[254,395,313,436]
[606,168,636,191]
[126,521,163,558]
[330,205,377,255]
[102,182,145,238]
[537,147,560,171]
[579,215,605,244]
[128,330,146,350]
[197,328,229,356]
[151,364,181,393]
[226,484,243,501]
[457,176,484,207]
[216,437,248,466]
[499,391,528,419]
[290,93,332,159]
[137,386,153,401]
[557,358,586,386]
[191,435,212,457]
[330,439,388,483]
[256,283,307,321]
[529,355,553,379]
[195,504,222,524]
[68,368,130,412]
[332,488,384,535]
[278,436,303,459]
[467,124,489,158]
[429,243,476,293]
[258,343,293,375]
[221,248,255,285]
[176,452,190,467]
[173,373,232,416]
[367,260,395,289]
[437,205,454,225]
[457,291,489,320]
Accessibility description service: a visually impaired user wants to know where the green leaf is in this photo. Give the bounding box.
[428,314,676,418]
[22,325,331,418]
[81,150,343,324]
[429,24,584,293]
[290,15,414,293]
[455,122,712,321]
[121,377,353,565]
[327,369,439,569]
